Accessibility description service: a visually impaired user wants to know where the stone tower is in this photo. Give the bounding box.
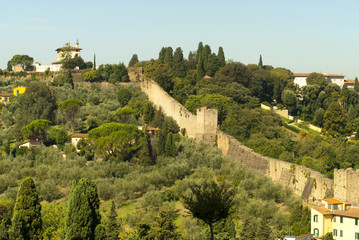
[195,106,218,146]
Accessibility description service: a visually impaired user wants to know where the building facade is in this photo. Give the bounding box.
[294,73,345,88]
[311,198,359,239]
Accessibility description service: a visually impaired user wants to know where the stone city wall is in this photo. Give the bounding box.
[138,75,359,204]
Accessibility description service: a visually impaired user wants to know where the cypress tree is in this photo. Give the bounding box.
[355,77,359,92]
[157,129,166,156]
[106,201,119,240]
[165,132,176,157]
[187,51,197,70]
[93,54,96,70]
[158,47,167,63]
[65,178,101,240]
[196,42,204,63]
[258,55,263,68]
[128,54,139,67]
[217,46,225,68]
[196,55,205,80]
[11,177,42,240]
[202,44,212,73]
[164,47,173,67]
[173,47,186,78]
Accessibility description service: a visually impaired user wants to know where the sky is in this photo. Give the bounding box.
[1,0,358,78]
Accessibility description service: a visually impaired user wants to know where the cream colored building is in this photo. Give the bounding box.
[35,40,82,72]
[311,198,359,239]
[294,73,345,88]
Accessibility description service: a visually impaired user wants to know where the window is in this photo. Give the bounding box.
[333,216,336,222]
[333,204,339,210]
[16,90,19,95]
[340,230,343,237]
[356,218,359,226]
[313,215,318,223]
[314,228,319,236]
[356,232,359,240]
[340,216,343,223]
[334,229,337,236]
[4,97,7,102]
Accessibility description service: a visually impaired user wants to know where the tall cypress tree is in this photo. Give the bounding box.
[173,47,186,78]
[196,55,205,80]
[196,42,204,63]
[355,77,359,92]
[158,47,167,63]
[65,178,101,240]
[93,54,96,70]
[106,201,119,240]
[11,177,42,240]
[165,132,176,157]
[128,54,139,67]
[258,55,263,68]
[164,47,173,67]
[217,47,225,68]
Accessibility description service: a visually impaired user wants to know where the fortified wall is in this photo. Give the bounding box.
[136,72,358,203]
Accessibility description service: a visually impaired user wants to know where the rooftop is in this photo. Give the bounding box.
[324,198,343,204]
[293,73,345,77]
[334,207,359,218]
[0,93,12,97]
[71,133,88,138]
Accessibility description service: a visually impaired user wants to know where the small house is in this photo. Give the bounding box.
[18,140,42,149]
[13,86,26,96]
[0,93,12,104]
[71,133,87,148]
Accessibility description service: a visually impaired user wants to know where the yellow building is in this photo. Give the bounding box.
[0,93,12,104]
[311,198,359,239]
[13,86,26,96]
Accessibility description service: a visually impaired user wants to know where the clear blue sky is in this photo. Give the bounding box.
[1,0,358,78]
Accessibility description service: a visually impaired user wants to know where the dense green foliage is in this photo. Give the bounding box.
[11,177,42,240]
[65,178,101,240]
[9,55,34,71]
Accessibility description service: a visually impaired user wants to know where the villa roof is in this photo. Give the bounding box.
[52,60,62,64]
[293,73,345,77]
[324,198,343,204]
[0,93,12,97]
[313,206,332,215]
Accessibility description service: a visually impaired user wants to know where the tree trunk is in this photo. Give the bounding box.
[70,121,75,134]
[209,222,214,240]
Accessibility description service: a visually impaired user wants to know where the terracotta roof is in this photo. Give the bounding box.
[326,74,345,77]
[56,46,82,51]
[293,73,311,77]
[345,79,355,84]
[324,198,343,204]
[313,206,333,215]
[334,208,359,218]
[72,133,87,138]
[52,61,62,64]
[0,93,12,97]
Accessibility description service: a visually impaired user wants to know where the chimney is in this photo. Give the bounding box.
[75,39,79,48]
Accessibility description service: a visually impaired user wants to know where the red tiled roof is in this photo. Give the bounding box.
[0,93,12,97]
[52,61,62,64]
[324,198,343,204]
[313,206,332,215]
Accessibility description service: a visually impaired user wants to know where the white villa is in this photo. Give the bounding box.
[311,198,359,239]
[35,40,82,72]
[294,73,346,88]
